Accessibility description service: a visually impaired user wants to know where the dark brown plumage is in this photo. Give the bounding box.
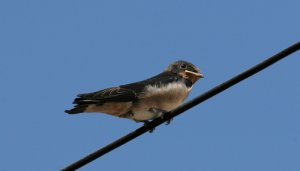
[65,60,203,122]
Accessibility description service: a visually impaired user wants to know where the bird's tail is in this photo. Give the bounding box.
[65,104,88,114]
[65,93,101,114]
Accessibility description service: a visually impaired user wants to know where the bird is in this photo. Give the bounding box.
[65,60,204,126]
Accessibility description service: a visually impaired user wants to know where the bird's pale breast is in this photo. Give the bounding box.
[130,82,191,121]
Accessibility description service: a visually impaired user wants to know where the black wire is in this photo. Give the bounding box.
[62,42,300,171]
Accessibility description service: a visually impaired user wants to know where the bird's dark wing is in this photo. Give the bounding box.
[73,87,138,105]
[73,72,185,105]
[120,71,191,91]
[65,71,189,114]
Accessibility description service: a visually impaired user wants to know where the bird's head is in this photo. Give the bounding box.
[165,60,204,84]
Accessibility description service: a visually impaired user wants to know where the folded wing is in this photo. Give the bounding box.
[65,87,138,114]
[74,87,138,104]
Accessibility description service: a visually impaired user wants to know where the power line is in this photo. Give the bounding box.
[62,42,300,171]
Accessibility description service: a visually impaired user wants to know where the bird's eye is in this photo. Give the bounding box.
[180,64,187,69]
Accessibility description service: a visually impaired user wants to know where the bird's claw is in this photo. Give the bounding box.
[149,108,173,125]
[160,114,173,125]
[165,118,173,125]
[143,121,155,133]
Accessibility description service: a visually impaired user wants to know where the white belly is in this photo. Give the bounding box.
[131,82,191,121]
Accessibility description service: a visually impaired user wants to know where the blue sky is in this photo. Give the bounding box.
[1,0,300,170]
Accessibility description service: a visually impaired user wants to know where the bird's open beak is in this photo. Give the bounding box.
[185,70,204,78]
[184,70,204,83]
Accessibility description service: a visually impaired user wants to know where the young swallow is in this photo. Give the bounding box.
[65,60,204,124]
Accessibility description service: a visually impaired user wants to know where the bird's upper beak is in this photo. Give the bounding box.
[184,70,204,83]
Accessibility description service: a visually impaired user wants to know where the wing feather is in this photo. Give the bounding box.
[73,87,138,105]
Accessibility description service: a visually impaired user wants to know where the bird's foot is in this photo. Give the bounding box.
[149,108,172,125]
[160,113,173,125]
[142,121,155,133]
[164,117,173,125]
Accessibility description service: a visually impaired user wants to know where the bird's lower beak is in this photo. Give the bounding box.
[185,70,204,78]
[184,70,204,83]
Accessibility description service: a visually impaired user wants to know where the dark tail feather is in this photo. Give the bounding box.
[73,97,102,105]
[65,105,88,114]
[73,97,83,104]
[66,93,101,114]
